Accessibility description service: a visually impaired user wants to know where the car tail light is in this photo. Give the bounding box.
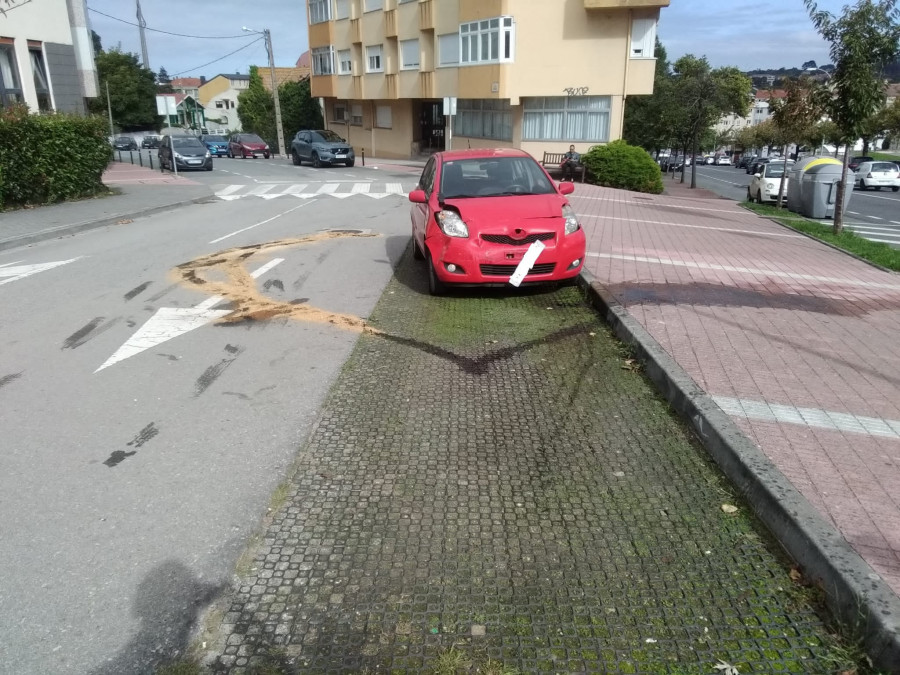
[867,172,873,178]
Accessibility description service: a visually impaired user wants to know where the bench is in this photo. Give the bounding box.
[542,152,586,183]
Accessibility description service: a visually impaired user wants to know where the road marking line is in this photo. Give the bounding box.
[281,184,309,194]
[854,191,900,202]
[351,183,370,193]
[868,216,884,220]
[847,225,900,234]
[587,252,900,290]
[891,221,900,225]
[317,183,338,193]
[0,257,83,286]
[0,260,24,268]
[714,396,900,440]
[386,183,405,194]
[248,184,277,196]
[848,211,859,215]
[215,185,243,196]
[577,214,804,238]
[209,202,314,244]
[572,195,741,214]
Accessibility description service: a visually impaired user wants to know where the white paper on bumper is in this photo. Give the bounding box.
[508,240,546,287]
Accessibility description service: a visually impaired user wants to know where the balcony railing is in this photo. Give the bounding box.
[584,0,669,7]
[419,0,434,31]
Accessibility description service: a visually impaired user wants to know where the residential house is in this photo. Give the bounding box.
[198,73,250,131]
[750,90,786,126]
[305,0,670,159]
[157,93,206,130]
[0,0,97,113]
[256,52,312,92]
[170,76,202,99]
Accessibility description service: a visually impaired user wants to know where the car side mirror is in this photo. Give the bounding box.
[408,189,428,204]
[753,173,761,178]
[558,182,575,195]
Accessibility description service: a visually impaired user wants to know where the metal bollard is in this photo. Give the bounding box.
[138,151,143,167]
[149,153,153,170]
[362,148,365,167]
[129,150,134,164]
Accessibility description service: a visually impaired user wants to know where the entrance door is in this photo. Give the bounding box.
[419,102,445,151]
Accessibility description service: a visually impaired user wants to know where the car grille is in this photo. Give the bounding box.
[481,232,555,246]
[480,263,556,276]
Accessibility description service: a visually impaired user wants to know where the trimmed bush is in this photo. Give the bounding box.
[0,105,112,209]
[581,140,664,194]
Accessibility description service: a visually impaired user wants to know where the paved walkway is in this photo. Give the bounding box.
[0,162,209,251]
[571,179,900,596]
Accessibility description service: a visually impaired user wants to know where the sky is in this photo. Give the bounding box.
[85,0,852,79]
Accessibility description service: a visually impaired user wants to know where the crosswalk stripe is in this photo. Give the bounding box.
[216,185,243,196]
[351,183,370,193]
[248,185,276,195]
[211,183,410,200]
[281,184,308,194]
[386,183,404,194]
[317,184,338,194]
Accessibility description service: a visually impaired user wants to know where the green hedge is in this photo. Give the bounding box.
[581,140,664,194]
[0,105,111,209]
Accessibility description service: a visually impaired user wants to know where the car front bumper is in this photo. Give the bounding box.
[317,150,356,164]
[426,228,587,286]
[174,156,212,170]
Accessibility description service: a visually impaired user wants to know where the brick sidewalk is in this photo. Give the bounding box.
[571,180,900,595]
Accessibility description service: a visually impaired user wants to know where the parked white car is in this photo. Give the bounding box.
[714,155,732,165]
[748,161,793,203]
[853,161,900,191]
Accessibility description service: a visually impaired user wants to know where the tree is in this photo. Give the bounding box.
[805,0,900,233]
[88,49,159,131]
[770,77,827,206]
[91,30,102,56]
[237,66,276,145]
[156,66,174,94]
[623,40,676,155]
[669,55,752,187]
[278,78,323,139]
[802,60,819,70]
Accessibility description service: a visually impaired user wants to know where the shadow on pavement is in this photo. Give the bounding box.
[89,560,222,675]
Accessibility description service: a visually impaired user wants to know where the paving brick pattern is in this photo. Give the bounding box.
[571,179,900,594]
[207,257,853,673]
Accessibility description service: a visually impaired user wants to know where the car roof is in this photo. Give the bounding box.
[438,148,532,162]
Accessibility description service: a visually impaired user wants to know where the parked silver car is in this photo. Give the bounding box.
[290,129,355,167]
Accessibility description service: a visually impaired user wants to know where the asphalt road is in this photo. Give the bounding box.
[678,162,900,247]
[0,156,420,673]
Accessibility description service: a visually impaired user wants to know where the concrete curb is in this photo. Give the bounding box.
[577,268,900,673]
[0,195,213,253]
[737,203,898,276]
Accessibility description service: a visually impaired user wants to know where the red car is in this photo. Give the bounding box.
[227,133,271,159]
[409,148,586,295]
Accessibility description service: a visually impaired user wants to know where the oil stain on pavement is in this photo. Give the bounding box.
[202,252,868,673]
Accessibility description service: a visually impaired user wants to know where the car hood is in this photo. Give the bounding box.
[445,194,565,230]
[314,141,352,151]
[205,141,228,147]
[175,148,207,157]
[239,141,267,149]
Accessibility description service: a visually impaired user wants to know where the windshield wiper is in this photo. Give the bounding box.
[490,191,541,196]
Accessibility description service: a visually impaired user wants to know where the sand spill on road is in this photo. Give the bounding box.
[172,231,382,333]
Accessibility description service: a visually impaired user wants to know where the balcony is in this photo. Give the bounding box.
[350,18,361,43]
[419,71,434,98]
[385,8,398,37]
[584,0,669,7]
[419,0,434,31]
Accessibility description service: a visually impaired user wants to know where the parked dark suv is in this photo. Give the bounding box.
[291,129,355,167]
[848,156,874,171]
[158,134,213,171]
[113,136,138,151]
[141,135,161,149]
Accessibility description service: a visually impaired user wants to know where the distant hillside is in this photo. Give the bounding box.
[745,59,900,85]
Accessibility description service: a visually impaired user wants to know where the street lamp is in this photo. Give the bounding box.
[243,26,285,159]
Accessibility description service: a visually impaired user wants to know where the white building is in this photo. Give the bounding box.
[0,0,97,113]
[198,73,250,132]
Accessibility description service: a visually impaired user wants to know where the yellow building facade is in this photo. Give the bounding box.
[306,0,669,159]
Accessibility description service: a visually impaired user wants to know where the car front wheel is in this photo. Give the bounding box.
[312,152,322,168]
[346,160,355,167]
[292,151,301,166]
[426,251,445,296]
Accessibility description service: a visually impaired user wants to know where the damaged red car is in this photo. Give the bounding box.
[409,149,585,295]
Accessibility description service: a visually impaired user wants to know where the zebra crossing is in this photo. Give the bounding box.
[214,182,411,201]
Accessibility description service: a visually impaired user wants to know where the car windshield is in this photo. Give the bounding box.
[241,134,265,144]
[205,135,227,142]
[440,157,556,199]
[766,165,790,178]
[173,138,205,149]
[314,130,344,142]
[116,137,132,142]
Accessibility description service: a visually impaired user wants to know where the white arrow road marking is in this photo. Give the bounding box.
[0,257,82,286]
[209,201,313,245]
[95,258,284,372]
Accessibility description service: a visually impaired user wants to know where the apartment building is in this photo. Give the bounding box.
[198,73,250,131]
[0,0,97,113]
[306,0,669,159]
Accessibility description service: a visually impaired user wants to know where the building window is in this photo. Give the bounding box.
[309,0,332,24]
[375,104,392,128]
[522,96,611,142]
[333,102,348,122]
[364,0,383,11]
[400,39,419,70]
[399,0,415,3]
[337,49,352,75]
[453,99,512,141]
[0,43,23,108]
[311,46,335,76]
[460,16,514,65]
[335,0,349,19]
[630,17,656,58]
[29,47,51,111]
[366,44,383,73]
[350,103,363,126]
[438,33,459,66]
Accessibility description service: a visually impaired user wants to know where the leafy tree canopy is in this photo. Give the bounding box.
[88,49,160,131]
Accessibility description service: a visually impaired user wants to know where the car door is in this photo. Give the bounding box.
[297,132,312,161]
[411,157,436,250]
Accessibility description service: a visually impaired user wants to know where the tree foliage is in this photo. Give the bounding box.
[88,48,159,131]
[805,0,900,232]
[623,40,675,152]
[238,68,323,145]
[770,77,828,205]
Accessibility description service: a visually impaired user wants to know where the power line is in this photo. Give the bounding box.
[171,37,265,77]
[88,7,249,40]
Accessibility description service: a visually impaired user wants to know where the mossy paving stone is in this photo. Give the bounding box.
[208,252,864,674]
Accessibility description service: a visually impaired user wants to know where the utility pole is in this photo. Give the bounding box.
[136,0,150,71]
[264,29,285,159]
[106,81,114,139]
